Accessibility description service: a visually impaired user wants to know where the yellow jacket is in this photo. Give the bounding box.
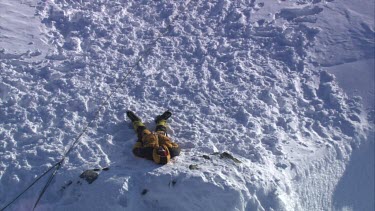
[133,129,180,164]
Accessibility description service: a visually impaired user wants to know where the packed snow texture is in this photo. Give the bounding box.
[0,0,374,210]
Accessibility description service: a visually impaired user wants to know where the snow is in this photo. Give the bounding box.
[0,0,374,211]
[326,59,374,111]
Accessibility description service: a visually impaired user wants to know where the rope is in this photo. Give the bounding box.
[1,1,192,210]
[0,162,61,211]
[33,162,62,211]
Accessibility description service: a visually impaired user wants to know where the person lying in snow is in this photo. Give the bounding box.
[127,110,181,164]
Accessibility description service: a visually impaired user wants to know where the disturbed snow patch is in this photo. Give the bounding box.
[1,0,374,210]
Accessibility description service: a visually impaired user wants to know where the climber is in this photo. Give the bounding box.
[127,110,181,164]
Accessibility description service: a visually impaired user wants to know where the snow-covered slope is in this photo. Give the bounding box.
[1,0,374,210]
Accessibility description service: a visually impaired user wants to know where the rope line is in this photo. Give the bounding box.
[0,162,61,211]
[1,1,192,210]
[33,162,62,211]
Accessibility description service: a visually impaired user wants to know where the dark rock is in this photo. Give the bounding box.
[169,179,177,187]
[189,164,199,170]
[141,189,148,195]
[79,170,99,184]
[202,155,210,160]
[220,152,242,163]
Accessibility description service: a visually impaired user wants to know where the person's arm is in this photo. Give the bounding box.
[158,135,181,158]
[168,142,181,158]
[133,142,154,160]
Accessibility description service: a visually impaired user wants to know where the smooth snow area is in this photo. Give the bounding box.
[333,132,374,211]
[326,59,374,111]
[0,0,48,58]
[0,0,374,211]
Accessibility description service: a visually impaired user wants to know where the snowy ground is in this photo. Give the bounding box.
[0,0,374,210]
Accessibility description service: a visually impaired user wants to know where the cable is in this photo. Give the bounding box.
[35,1,190,209]
[33,162,62,211]
[1,1,193,210]
[0,162,61,211]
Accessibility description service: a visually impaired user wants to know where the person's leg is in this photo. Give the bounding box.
[133,121,151,140]
[155,119,167,135]
[154,110,171,135]
[127,111,150,140]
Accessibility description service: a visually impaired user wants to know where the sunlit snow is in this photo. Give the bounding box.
[0,0,374,210]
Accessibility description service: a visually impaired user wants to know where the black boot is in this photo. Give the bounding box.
[127,111,141,122]
[155,110,172,123]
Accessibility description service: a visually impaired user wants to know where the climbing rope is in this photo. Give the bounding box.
[0,162,60,211]
[1,1,192,210]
